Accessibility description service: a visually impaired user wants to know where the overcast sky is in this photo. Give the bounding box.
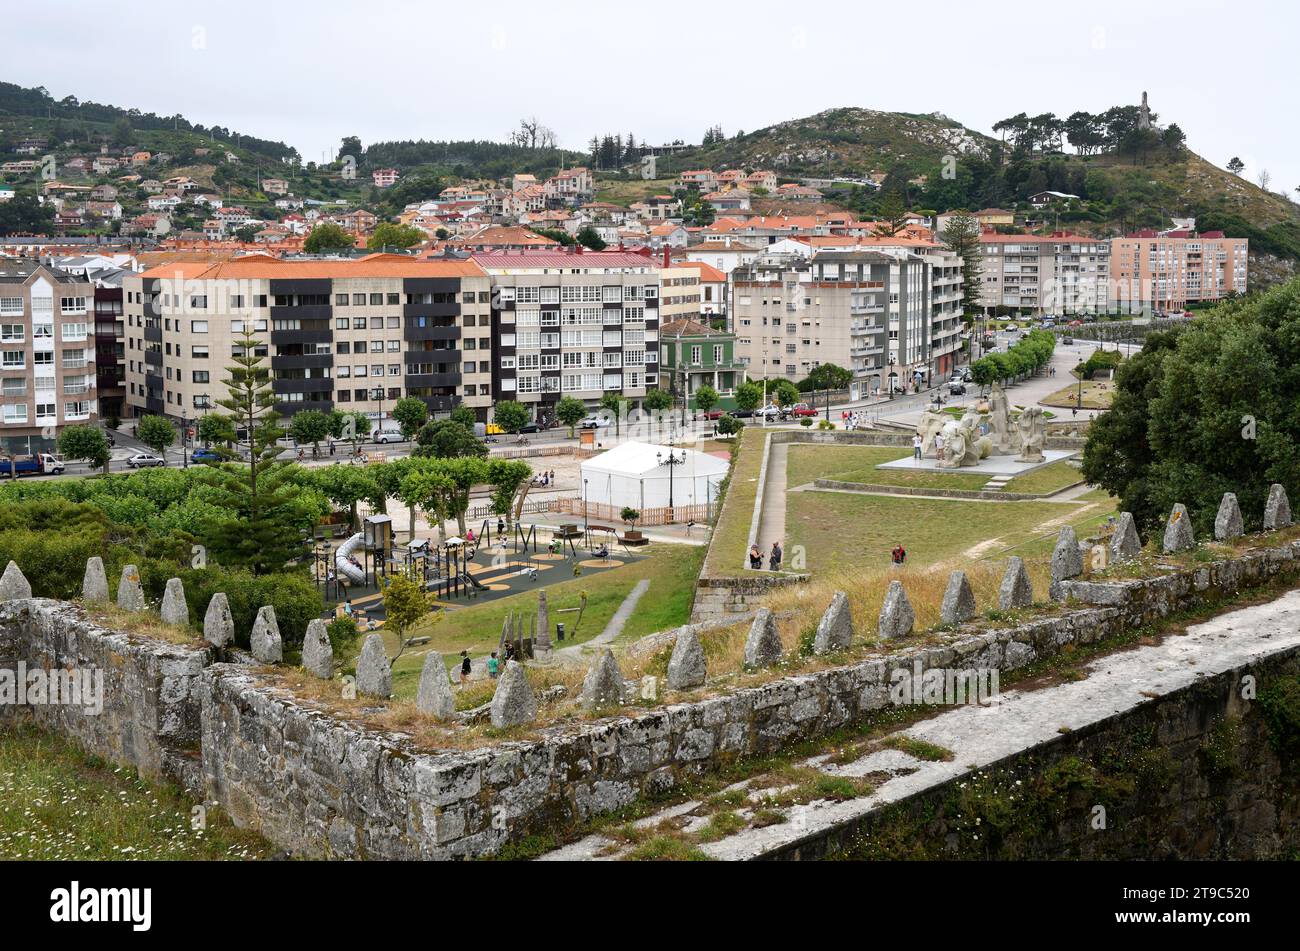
[7,0,1298,198]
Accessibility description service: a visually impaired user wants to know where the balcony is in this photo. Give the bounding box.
[271,353,334,371]
[406,372,461,389]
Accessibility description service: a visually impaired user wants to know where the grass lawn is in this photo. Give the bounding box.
[0,718,270,860]
[382,544,706,700]
[594,178,679,207]
[703,429,761,577]
[1001,460,1085,495]
[785,490,1116,575]
[786,445,989,491]
[1041,379,1115,409]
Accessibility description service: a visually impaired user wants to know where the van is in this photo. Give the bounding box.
[371,425,405,444]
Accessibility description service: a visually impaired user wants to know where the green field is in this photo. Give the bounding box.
[379,544,706,700]
[0,719,270,860]
[786,445,1082,496]
[702,430,761,578]
[785,489,1115,575]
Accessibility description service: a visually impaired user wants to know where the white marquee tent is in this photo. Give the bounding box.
[580,441,729,511]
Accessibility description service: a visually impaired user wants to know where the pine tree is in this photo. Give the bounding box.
[205,327,305,574]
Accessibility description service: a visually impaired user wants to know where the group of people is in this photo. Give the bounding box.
[842,411,872,431]
[531,470,556,487]
[749,541,783,571]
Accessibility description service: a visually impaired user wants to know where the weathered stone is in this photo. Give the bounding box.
[250,605,282,664]
[116,564,145,612]
[160,578,188,626]
[1264,484,1292,531]
[490,659,537,728]
[82,557,109,602]
[812,591,853,654]
[667,627,707,689]
[0,561,32,602]
[1051,526,1084,580]
[535,589,551,653]
[1214,493,1244,541]
[939,571,977,626]
[1163,503,1195,553]
[203,593,235,648]
[1111,512,1142,562]
[999,557,1034,611]
[415,653,455,720]
[301,618,333,679]
[877,580,915,639]
[355,633,392,699]
[742,608,783,668]
[580,649,625,709]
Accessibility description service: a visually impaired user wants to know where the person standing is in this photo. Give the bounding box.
[769,541,783,571]
[934,432,945,463]
[459,650,471,685]
[487,652,500,679]
[912,433,923,461]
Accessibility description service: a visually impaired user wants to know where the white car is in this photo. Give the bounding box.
[372,428,404,444]
[578,414,604,429]
[126,452,165,468]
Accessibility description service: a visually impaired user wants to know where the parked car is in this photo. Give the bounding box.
[515,422,542,434]
[190,448,222,463]
[731,408,755,419]
[1,453,64,478]
[1062,336,1074,344]
[948,381,967,396]
[757,405,782,422]
[372,426,405,444]
[127,452,165,468]
[700,409,727,421]
[1005,323,1019,332]
[789,403,819,418]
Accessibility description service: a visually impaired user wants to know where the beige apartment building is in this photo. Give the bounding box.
[1110,230,1248,312]
[121,255,494,427]
[977,233,1111,315]
[0,262,98,456]
[470,248,700,417]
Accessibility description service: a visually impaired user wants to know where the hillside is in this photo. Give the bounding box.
[660,107,995,177]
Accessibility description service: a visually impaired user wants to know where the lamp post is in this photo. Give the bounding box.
[657,447,685,514]
[583,477,589,537]
[371,386,385,439]
[181,412,189,469]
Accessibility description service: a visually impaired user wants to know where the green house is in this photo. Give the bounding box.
[659,318,747,410]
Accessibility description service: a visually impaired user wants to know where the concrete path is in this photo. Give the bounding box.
[755,441,789,560]
[553,578,651,665]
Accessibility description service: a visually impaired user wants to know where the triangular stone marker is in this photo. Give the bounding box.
[667,627,707,689]
[743,608,783,668]
[82,557,109,602]
[1110,512,1142,562]
[354,633,392,699]
[491,660,538,728]
[940,571,976,626]
[0,561,32,602]
[415,653,455,720]
[250,605,282,663]
[878,580,915,639]
[160,578,188,627]
[580,649,625,709]
[999,557,1034,611]
[1214,492,1243,541]
[1162,503,1195,553]
[301,618,333,679]
[203,593,235,648]
[1264,484,1292,531]
[116,564,145,612]
[812,591,853,654]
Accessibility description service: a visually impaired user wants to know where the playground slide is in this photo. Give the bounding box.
[336,532,366,585]
[462,569,487,590]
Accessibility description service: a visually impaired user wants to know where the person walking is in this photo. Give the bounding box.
[459,650,471,685]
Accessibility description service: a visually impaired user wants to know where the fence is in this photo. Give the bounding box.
[466,498,556,520]
[552,497,712,527]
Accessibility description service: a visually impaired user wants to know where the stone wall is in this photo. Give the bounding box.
[690,574,806,622]
[3,539,1299,859]
[814,477,1084,502]
[777,648,1300,860]
[0,600,211,793]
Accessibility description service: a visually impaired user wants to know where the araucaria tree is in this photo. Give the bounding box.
[205,327,305,574]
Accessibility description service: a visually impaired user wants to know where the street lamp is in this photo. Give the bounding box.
[657,447,685,512]
[181,412,189,469]
[370,386,385,439]
[583,478,589,537]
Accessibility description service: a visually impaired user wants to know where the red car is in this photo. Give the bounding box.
[789,403,818,418]
[701,409,727,421]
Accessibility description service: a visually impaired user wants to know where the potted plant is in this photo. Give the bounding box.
[621,507,643,542]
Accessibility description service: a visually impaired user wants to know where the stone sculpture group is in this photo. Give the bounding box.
[916,381,1044,469]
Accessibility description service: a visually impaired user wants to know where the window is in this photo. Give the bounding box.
[0,324,22,343]
[352,294,366,306]
[191,320,208,333]
[690,346,702,365]
[193,371,209,383]
[36,402,55,419]
[2,404,28,424]
[336,342,351,354]
[192,345,209,359]
[335,294,349,306]
[0,298,22,316]
[336,318,350,330]
[353,317,367,329]
[1,378,25,396]
[61,323,88,341]
[60,296,88,313]
[64,401,92,419]
[1,351,25,370]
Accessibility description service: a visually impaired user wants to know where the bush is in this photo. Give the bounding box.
[799,417,814,427]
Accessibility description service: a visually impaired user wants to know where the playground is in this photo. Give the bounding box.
[309,514,649,630]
